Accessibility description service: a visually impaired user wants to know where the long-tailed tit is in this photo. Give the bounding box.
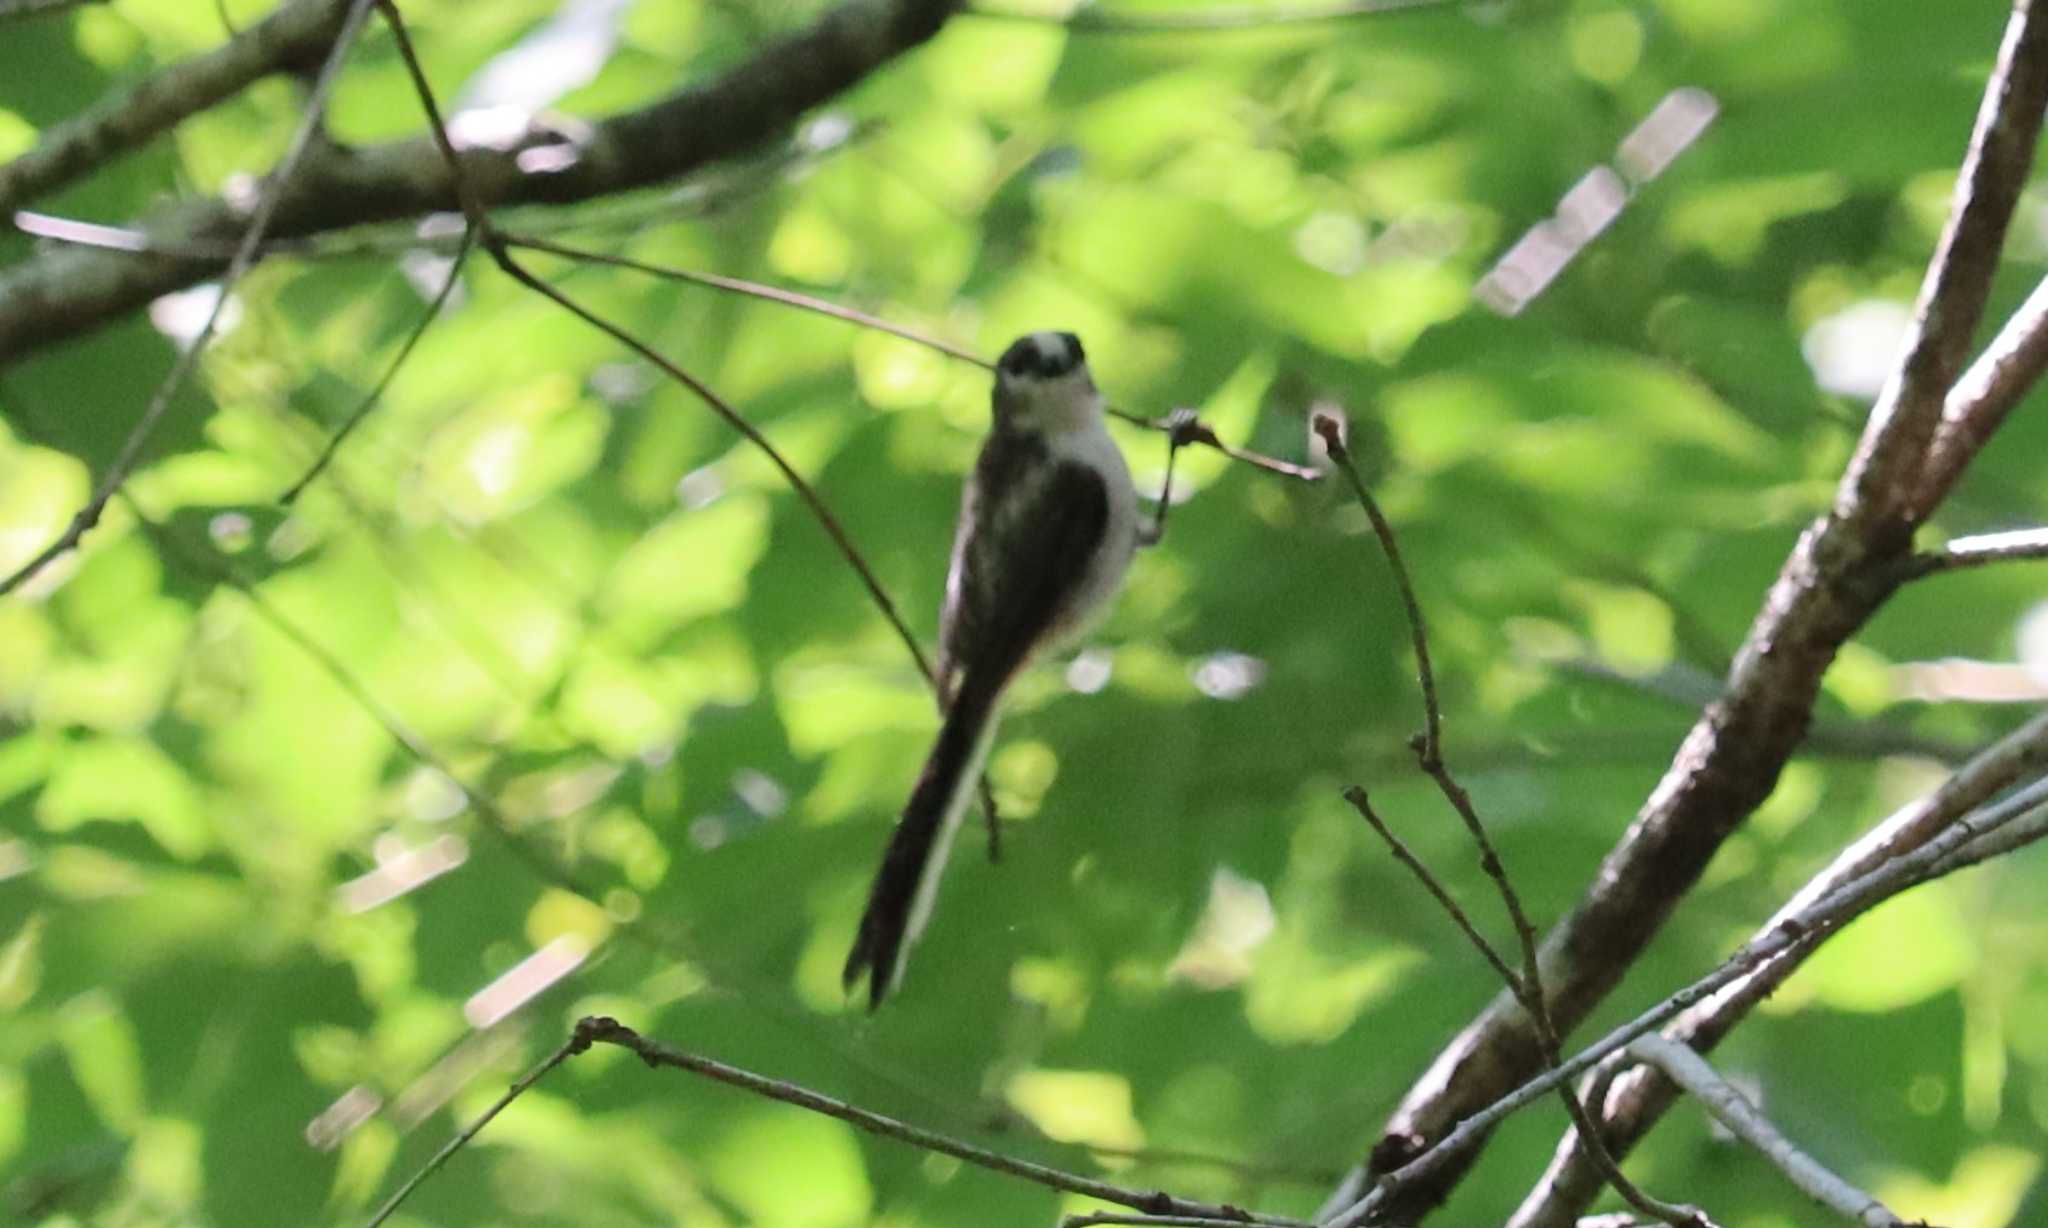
[843,331,1139,1008]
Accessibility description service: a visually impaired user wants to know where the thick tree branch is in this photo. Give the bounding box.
[1336,764,2048,1227]
[1340,5,2048,1220]
[1505,709,2048,1228]
[0,0,356,212]
[0,0,963,363]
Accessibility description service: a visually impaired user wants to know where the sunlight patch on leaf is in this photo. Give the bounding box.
[39,736,210,860]
[1004,1069,1145,1151]
[1876,1145,2042,1228]
[707,1107,873,1228]
[61,990,146,1134]
[1168,867,1276,990]
[1245,909,1426,1046]
[126,1116,203,1210]
[1782,880,1973,1014]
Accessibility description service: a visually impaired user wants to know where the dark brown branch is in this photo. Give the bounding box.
[0,0,380,599]
[1505,708,2048,1228]
[1342,6,2048,1221]
[0,0,964,364]
[578,1017,1309,1227]
[278,221,477,503]
[1838,3,2048,535]
[966,0,1458,33]
[0,0,354,207]
[0,0,101,23]
[1340,760,2048,1227]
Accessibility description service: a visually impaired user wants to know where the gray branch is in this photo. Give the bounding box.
[0,0,962,364]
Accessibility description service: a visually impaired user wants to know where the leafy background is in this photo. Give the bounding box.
[3,0,2048,1225]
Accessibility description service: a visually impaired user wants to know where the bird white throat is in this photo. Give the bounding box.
[843,331,1138,1008]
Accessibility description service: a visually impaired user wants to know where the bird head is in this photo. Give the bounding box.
[993,331,1100,431]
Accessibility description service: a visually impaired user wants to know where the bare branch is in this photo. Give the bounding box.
[1507,709,2048,1227]
[0,0,964,363]
[967,0,1460,33]
[0,0,353,209]
[578,1017,1308,1227]
[0,0,380,598]
[1899,525,2048,579]
[364,1032,585,1228]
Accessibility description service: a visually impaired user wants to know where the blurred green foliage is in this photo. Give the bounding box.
[3,1,2047,1226]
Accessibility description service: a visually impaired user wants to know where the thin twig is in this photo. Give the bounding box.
[506,236,1320,485]
[1342,787,1521,991]
[579,1017,1307,1227]
[1897,524,2048,579]
[0,0,379,599]
[1624,1037,1906,1228]
[1313,416,1702,1226]
[501,234,989,366]
[372,0,1001,853]
[966,0,1460,34]
[1839,2,2048,529]
[1311,412,1440,757]
[279,221,478,503]
[1063,1215,1284,1228]
[363,1032,586,1228]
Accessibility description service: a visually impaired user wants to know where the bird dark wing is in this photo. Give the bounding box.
[939,429,1111,698]
[843,437,1111,1007]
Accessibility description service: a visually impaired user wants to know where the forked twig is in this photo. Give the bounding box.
[1312,411,1709,1227]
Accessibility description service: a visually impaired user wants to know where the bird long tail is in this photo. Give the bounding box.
[843,674,1002,1008]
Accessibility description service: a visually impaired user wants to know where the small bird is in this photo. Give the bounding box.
[843,331,1139,1008]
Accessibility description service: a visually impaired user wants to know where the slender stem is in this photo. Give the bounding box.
[279,221,479,503]
[363,1034,585,1228]
[579,1017,1309,1227]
